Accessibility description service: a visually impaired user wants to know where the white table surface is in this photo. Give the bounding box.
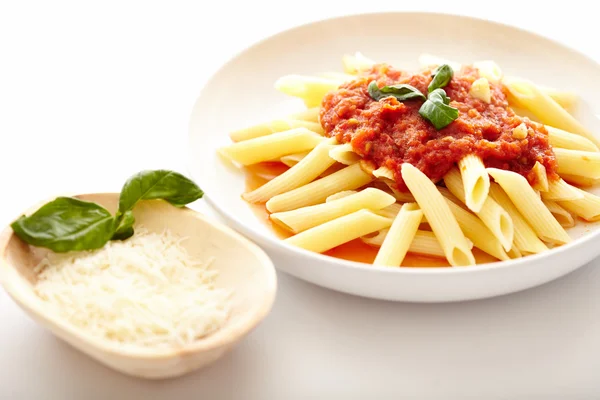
[2,1,600,398]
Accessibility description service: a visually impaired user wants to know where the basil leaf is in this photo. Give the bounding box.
[11,197,115,253]
[368,81,426,102]
[419,88,459,130]
[428,64,453,93]
[118,170,204,214]
[111,210,135,241]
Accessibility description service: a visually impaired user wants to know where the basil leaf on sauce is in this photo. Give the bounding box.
[11,170,204,252]
[111,210,135,241]
[419,88,459,130]
[367,81,426,102]
[428,64,454,93]
[11,197,116,253]
[118,170,204,215]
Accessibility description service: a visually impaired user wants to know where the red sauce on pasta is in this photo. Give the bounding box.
[320,64,558,191]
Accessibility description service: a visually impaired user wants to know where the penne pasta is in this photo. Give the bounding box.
[488,183,548,254]
[287,107,321,123]
[373,166,396,181]
[444,168,514,251]
[243,138,337,203]
[275,75,340,108]
[284,210,392,253]
[266,163,373,212]
[220,52,600,268]
[280,152,309,167]
[362,230,445,258]
[553,148,600,180]
[542,199,575,228]
[560,174,600,187]
[546,126,599,152]
[444,198,509,261]
[503,77,599,145]
[326,190,357,202]
[558,188,600,222]
[270,188,395,233]
[342,52,376,74]
[487,168,571,245]
[536,86,578,111]
[374,203,423,267]
[401,163,475,266]
[229,119,324,142]
[458,154,490,212]
[218,128,324,166]
[541,178,584,201]
[530,161,549,192]
[329,143,362,165]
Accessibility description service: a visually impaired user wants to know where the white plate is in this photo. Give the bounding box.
[188,12,600,302]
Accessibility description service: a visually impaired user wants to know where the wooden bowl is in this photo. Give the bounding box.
[0,193,277,379]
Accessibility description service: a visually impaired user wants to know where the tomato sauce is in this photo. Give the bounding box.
[320,64,558,191]
[242,162,501,267]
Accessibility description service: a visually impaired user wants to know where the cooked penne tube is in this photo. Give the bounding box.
[373,166,396,181]
[219,128,324,166]
[503,77,598,145]
[541,178,584,201]
[326,190,357,202]
[542,199,575,228]
[266,163,373,212]
[444,198,509,261]
[284,209,392,253]
[530,161,549,192]
[487,168,571,245]
[280,152,309,167]
[270,188,395,233]
[373,202,430,223]
[444,167,514,251]
[287,107,321,122]
[536,86,578,111]
[243,138,337,203]
[275,75,340,108]
[458,154,490,212]
[388,186,416,203]
[342,52,376,74]
[546,126,599,152]
[554,148,600,179]
[229,119,324,142]
[329,143,362,165]
[401,163,475,266]
[558,188,600,222]
[362,230,445,258]
[560,174,600,187]
[489,183,548,254]
[510,105,541,122]
[507,246,522,259]
[374,203,423,267]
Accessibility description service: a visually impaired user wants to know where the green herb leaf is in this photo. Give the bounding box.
[11,197,115,253]
[118,170,204,215]
[368,81,426,102]
[111,210,135,241]
[428,64,454,93]
[419,88,459,130]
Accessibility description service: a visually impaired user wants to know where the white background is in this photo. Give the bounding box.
[1,1,600,399]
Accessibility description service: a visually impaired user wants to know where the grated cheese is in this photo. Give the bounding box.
[33,227,231,348]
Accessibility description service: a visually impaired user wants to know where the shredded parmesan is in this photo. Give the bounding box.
[33,227,231,348]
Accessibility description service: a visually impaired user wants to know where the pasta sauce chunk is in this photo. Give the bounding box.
[320,64,558,191]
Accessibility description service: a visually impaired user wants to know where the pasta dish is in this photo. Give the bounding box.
[217,52,600,268]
